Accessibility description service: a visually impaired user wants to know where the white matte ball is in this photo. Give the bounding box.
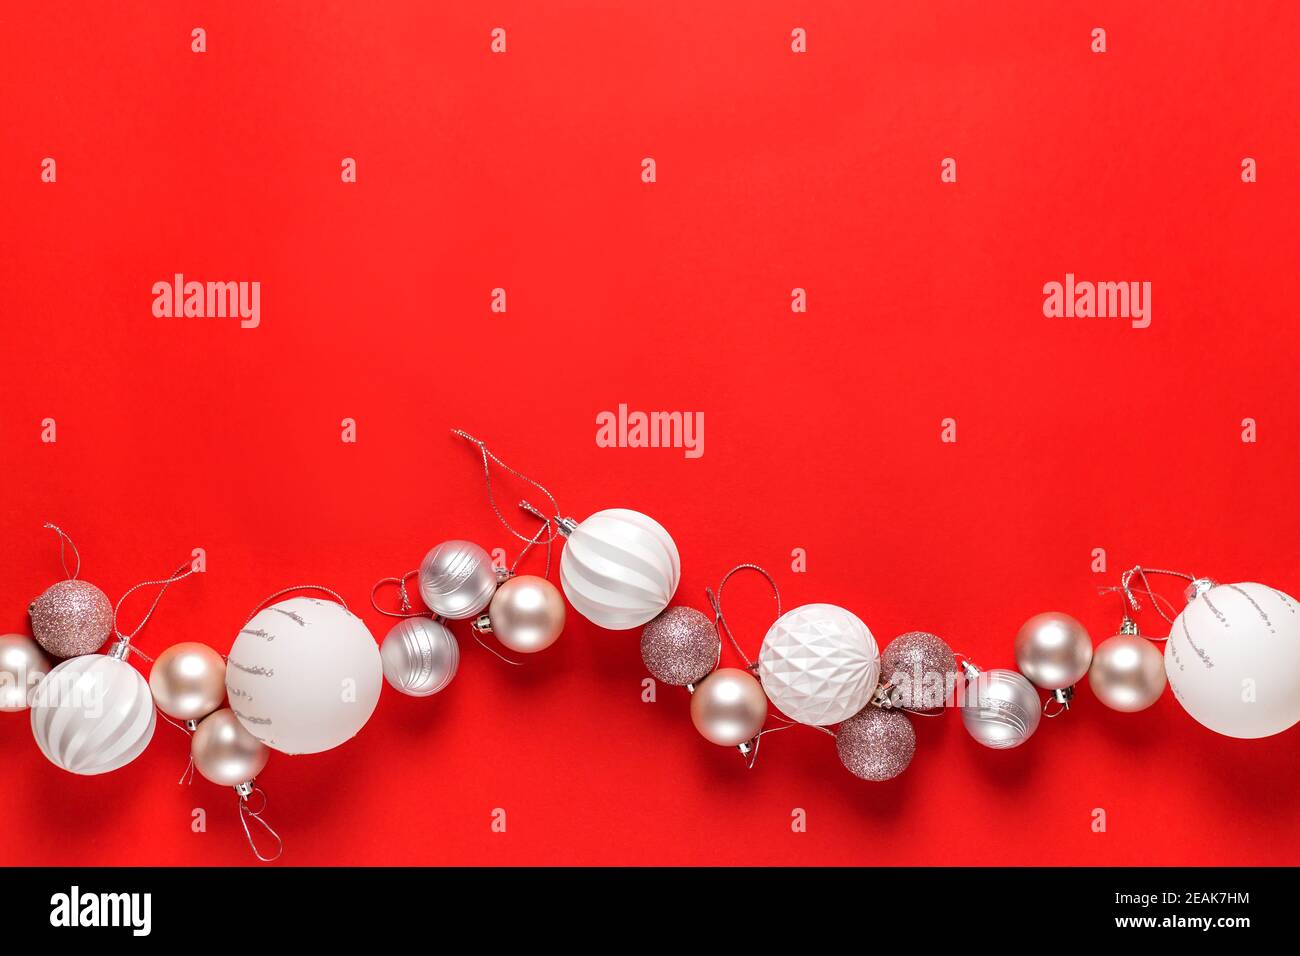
[559,509,680,630]
[226,597,383,755]
[758,603,881,726]
[1165,582,1300,739]
[29,652,156,775]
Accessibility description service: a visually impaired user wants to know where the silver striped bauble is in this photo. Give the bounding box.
[29,650,156,775]
[960,667,1041,749]
[418,540,498,620]
[380,618,459,697]
[559,509,680,630]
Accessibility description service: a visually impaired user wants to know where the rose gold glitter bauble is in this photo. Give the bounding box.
[29,580,113,658]
[880,631,959,710]
[835,706,916,781]
[641,607,719,686]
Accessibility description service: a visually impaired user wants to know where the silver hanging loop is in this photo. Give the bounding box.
[704,563,782,672]
[237,785,283,863]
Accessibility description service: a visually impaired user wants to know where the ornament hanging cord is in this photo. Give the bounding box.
[244,585,348,625]
[451,429,566,545]
[1100,565,1196,635]
[370,571,427,619]
[705,564,829,768]
[42,522,82,579]
[237,785,283,863]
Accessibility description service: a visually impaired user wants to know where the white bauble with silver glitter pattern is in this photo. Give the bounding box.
[1165,581,1300,739]
[560,509,680,630]
[758,603,880,726]
[418,540,499,620]
[29,648,156,775]
[380,617,459,697]
[226,597,382,755]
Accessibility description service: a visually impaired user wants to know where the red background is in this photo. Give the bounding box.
[2,2,1298,866]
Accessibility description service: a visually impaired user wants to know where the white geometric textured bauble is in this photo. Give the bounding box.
[559,509,680,630]
[226,597,383,755]
[1165,582,1300,739]
[757,603,880,726]
[29,652,156,775]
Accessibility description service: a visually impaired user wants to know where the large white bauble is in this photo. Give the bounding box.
[1165,582,1300,739]
[758,603,881,726]
[226,597,383,755]
[29,652,156,775]
[559,508,680,630]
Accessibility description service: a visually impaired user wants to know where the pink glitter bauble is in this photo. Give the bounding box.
[835,706,916,781]
[29,579,113,658]
[640,607,719,686]
[880,631,958,710]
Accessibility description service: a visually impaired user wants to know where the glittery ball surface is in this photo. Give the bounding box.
[640,606,719,686]
[835,706,916,781]
[880,631,958,710]
[29,579,113,658]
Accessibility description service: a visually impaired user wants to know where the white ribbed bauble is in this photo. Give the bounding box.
[758,603,880,726]
[29,649,156,775]
[559,509,680,630]
[226,597,382,755]
[1166,581,1300,739]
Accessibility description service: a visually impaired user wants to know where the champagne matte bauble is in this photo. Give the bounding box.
[149,641,227,721]
[1089,633,1166,713]
[690,668,767,747]
[0,634,50,712]
[192,707,270,787]
[477,575,565,653]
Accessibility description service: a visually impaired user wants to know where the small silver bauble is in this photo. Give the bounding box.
[380,617,460,696]
[960,663,1041,749]
[418,540,499,620]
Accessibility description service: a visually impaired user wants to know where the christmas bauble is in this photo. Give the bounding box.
[880,631,957,709]
[641,607,719,686]
[1165,581,1300,738]
[192,707,270,787]
[380,617,459,696]
[418,540,499,620]
[1014,612,1093,690]
[0,634,51,713]
[1089,633,1166,713]
[559,509,680,630]
[149,642,227,721]
[29,648,156,774]
[836,706,916,781]
[689,667,767,746]
[477,575,565,653]
[226,597,382,755]
[757,603,880,726]
[29,579,113,658]
[960,667,1041,749]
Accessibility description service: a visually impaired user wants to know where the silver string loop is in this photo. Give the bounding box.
[370,572,428,619]
[42,522,82,579]
[244,585,348,626]
[451,429,565,544]
[238,787,284,863]
[113,558,197,647]
[705,563,782,671]
[1102,565,1195,630]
